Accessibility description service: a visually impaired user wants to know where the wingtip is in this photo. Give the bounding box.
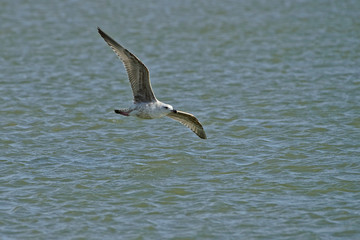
[97,27,110,42]
[199,131,207,139]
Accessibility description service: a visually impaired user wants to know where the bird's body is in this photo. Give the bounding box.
[116,101,173,119]
[98,27,207,139]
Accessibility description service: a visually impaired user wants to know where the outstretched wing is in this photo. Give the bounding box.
[167,110,207,139]
[98,27,157,103]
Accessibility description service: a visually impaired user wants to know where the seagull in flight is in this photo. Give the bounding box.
[98,27,207,139]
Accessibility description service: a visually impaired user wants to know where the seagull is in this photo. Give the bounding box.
[98,27,207,139]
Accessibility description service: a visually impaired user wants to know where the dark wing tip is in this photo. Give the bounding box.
[199,131,207,139]
[97,27,107,38]
[195,125,207,139]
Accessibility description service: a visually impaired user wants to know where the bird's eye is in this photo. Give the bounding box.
[164,106,169,109]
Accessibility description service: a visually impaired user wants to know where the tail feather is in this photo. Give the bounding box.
[114,109,131,116]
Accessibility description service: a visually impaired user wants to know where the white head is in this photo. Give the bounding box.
[158,102,177,115]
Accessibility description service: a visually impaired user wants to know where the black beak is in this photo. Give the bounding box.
[172,109,177,113]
